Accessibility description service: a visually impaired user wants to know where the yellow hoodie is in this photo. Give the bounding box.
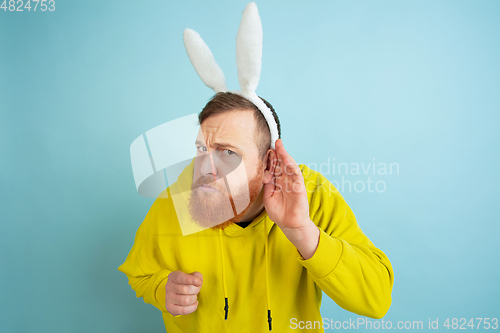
[118,159,394,333]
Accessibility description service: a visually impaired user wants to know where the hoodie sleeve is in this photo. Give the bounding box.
[296,165,394,319]
[117,198,172,314]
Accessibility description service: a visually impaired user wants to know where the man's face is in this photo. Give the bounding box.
[188,109,265,230]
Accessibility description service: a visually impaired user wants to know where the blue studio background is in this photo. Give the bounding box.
[1,0,499,332]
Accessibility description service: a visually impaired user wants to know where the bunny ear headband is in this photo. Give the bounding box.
[183,2,279,150]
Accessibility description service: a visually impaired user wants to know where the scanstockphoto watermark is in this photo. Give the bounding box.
[291,317,424,330]
[306,157,400,194]
[290,317,499,330]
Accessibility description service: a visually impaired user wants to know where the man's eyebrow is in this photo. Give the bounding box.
[195,140,240,151]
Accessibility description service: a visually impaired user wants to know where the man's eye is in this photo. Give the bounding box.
[196,146,207,152]
[223,149,235,156]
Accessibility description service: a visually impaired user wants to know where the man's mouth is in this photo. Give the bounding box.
[199,185,219,192]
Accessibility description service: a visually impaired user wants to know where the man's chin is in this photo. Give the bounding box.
[188,190,234,229]
[188,194,252,231]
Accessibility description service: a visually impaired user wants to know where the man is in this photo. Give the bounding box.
[118,92,394,333]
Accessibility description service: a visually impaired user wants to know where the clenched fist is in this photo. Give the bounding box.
[165,271,203,316]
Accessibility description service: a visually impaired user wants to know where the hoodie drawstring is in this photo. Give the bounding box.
[218,220,272,331]
[264,218,272,330]
[219,228,229,320]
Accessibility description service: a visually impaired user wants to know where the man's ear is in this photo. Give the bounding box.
[262,148,277,184]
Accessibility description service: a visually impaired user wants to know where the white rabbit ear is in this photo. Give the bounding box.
[183,28,228,93]
[235,2,262,94]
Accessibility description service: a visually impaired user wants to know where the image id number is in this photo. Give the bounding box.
[1,0,55,11]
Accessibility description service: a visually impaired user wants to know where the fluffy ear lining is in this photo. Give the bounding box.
[183,28,228,93]
[235,2,263,94]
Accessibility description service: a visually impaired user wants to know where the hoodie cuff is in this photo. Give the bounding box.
[155,270,173,314]
[296,226,343,279]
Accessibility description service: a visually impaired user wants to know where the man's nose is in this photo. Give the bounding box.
[198,151,217,181]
